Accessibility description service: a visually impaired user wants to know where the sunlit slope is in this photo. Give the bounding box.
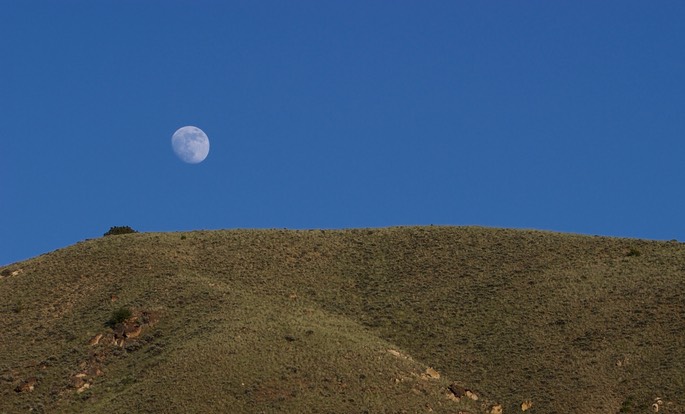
[1,227,684,413]
[0,229,487,414]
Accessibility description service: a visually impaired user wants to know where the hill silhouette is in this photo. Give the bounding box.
[1,226,683,413]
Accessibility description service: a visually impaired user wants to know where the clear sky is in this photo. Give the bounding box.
[2,1,684,265]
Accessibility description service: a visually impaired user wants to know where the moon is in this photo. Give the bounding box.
[171,126,210,164]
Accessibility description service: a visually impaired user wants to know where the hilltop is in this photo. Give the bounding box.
[1,226,684,413]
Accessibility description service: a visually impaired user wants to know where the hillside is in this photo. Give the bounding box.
[1,226,684,413]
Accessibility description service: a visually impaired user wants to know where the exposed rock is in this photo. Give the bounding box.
[87,366,103,377]
[448,383,466,398]
[423,367,440,380]
[70,375,86,390]
[124,324,142,339]
[70,365,102,394]
[76,382,91,394]
[111,318,143,346]
[89,333,103,346]
[15,377,37,393]
[616,355,629,367]
[490,404,503,414]
[521,400,533,411]
[447,383,480,404]
[102,308,159,349]
[652,397,664,412]
[1,268,23,278]
[387,349,412,360]
[446,391,460,402]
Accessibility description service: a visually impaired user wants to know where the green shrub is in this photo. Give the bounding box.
[104,226,138,237]
[626,248,641,257]
[619,395,635,412]
[11,301,23,314]
[106,307,132,328]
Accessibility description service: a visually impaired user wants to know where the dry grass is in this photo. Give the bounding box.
[1,226,684,413]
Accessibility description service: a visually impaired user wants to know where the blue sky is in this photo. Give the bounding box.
[2,1,684,265]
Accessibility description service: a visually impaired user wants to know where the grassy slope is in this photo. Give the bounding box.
[1,226,684,413]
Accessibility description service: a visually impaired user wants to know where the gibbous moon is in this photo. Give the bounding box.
[171,126,210,164]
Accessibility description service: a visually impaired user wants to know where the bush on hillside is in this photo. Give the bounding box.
[104,226,138,237]
[105,307,132,328]
[626,247,641,257]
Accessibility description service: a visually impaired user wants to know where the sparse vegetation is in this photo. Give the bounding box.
[627,247,641,257]
[103,226,138,237]
[11,301,22,314]
[1,227,684,413]
[619,396,634,412]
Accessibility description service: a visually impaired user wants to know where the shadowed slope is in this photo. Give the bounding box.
[1,226,684,413]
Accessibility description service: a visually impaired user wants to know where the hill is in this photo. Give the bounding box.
[1,226,684,413]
